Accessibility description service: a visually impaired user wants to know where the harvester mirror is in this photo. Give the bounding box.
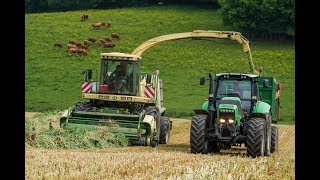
[87,69,92,80]
[263,79,269,88]
[200,77,206,85]
[146,74,152,84]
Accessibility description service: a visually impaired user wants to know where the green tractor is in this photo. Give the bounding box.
[190,72,281,157]
[60,52,172,147]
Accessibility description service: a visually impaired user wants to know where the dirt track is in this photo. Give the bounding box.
[25,116,295,179]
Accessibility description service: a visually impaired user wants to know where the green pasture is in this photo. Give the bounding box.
[25,5,294,124]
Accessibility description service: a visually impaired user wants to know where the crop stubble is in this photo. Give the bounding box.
[26,118,294,179]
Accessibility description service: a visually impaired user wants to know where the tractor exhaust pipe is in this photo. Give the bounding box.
[208,73,216,128]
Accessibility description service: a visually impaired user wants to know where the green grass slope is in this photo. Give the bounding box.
[25,5,294,124]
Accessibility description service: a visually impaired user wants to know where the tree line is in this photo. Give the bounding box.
[25,0,295,40]
[25,0,219,13]
[217,0,295,40]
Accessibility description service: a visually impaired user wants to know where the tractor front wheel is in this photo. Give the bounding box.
[159,116,170,144]
[190,114,208,154]
[271,126,279,153]
[246,118,266,158]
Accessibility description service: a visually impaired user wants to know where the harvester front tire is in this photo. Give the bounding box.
[190,114,208,154]
[145,106,161,142]
[270,126,279,153]
[151,140,158,147]
[75,102,95,111]
[246,118,266,158]
[159,116,170,144]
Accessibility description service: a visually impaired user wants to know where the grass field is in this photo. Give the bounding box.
[25,111,294,179]
[25,5,295,124]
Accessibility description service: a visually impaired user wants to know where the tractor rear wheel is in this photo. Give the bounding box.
[246,118,266,158]
[270,126,279,153]
[159,116,170,144]
[190,114,208,154]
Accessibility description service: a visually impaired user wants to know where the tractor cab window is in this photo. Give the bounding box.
[216,79,252,113]
[216,80,251,99]
[100,60,138,95]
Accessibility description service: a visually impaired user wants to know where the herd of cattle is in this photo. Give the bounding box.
[53,14,121,56]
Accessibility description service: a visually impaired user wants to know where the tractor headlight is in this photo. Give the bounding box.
[228,119,234,124]
[220,119,226,123]
[220,109,234,112]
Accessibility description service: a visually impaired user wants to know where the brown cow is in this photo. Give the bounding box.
[92,22,105,29]
[87,38,96,43]
[97,41,104,47]
[77,48,88,56]
[111,33,120,40]
[80,44,89,50]
[81,14,89,21]
[54,43,63,48]
[83,40,92,46]
[68,47,78,54]
[75,42,83,47]
[105,37,112,42]
[102,42,116,48]
[68,40,77,45]
[106,21,111,27]
[98,39,107,43]
[67,44,77,50]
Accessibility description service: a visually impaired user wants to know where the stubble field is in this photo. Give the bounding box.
[25,113,294,179]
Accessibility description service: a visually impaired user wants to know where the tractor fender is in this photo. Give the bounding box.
[201,100,209,111]
[251,101,271,119]
[194,109,208,115]
[193,100,209,115]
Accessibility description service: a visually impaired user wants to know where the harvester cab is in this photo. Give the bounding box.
[60,52,172,147]
[191,72,280,157]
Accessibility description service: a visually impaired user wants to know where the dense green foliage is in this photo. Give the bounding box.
[217,0,295,37]
[25,6,294,124]
[25,0,219,13]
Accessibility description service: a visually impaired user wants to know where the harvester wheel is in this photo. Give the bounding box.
[246,118,266,158]
[270,126,279,153]
[145,106,161,142]
[159,116,170,144]
[190,114,208,154]
[151,140,158,147]
[75,102,95,111]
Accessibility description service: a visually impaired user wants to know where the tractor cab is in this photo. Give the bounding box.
[99,53,141,95]
[214,73,259,115]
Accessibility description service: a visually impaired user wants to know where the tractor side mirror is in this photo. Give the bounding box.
[263,79,269,88]
[146,74,152,84]
[200,77,206,85]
